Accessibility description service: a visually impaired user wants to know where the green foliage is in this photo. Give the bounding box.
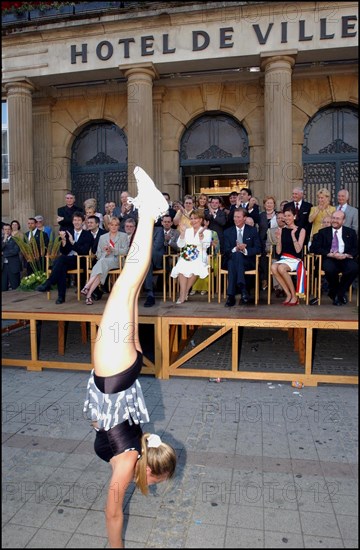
[14,231,61,291]
[47,231,62,258]
[13,231,61,275]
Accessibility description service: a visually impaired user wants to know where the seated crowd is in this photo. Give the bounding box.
[2,187,358,308]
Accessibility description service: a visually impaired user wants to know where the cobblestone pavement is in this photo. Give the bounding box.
[1,322,358,548]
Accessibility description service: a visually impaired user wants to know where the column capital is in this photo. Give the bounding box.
[4,77,36,95]
[120,62,159,81]
[260,51,297,72]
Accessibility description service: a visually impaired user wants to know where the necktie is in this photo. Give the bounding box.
[331,230,339,253]
[237,228,243,244]
[74,232,79,242]
[295,203,299,217]
[337,205,342,211]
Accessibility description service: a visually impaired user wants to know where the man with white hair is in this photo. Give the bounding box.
[35,215,52,238]
[336,189,358,233]
[284,187,312,245]
[114,190,138,232]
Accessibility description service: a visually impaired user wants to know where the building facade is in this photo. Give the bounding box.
[1,1,358,229]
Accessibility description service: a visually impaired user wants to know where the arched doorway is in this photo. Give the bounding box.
[302,105,358,207]
[180,113,249,202]
[71,122,127,212]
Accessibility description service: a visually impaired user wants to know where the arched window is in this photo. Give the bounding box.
[303,106,358,207]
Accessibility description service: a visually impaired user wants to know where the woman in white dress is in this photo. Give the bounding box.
[171,210,212,304]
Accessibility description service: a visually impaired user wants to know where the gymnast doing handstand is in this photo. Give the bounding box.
[84,166,176,548]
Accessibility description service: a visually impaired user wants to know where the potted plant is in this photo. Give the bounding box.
[74,2,121,14]
[28,1,74,20]
[13,231,61,291]
[2,2,30,24]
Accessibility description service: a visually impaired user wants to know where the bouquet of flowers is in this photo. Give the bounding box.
[180,244,199,261]
[20,271,47,291]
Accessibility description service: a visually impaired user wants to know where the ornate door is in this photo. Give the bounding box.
[303,106,358,207]
[180,113,249,196]
[71,122,128,212]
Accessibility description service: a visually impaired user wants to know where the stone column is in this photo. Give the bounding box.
[33,98,56,228]
[5,79,36,227]
[121,63,158,195]
[153,86,165,188]
[260,53,296,200]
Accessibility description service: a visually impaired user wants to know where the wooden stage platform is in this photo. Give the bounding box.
[2,290,358,386]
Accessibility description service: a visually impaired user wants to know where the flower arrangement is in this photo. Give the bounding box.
[12,231,62,290]
[180,244,199,262]
[20,271,48,291]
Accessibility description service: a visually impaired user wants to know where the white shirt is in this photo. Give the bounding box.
[68,230,82,256]
[232,226,248,255]
[28,228,37,240]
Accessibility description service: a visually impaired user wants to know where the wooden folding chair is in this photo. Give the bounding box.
[107,255,126,291]
[312,254,355,305]
[153,252,175,302]
[46,254,88,301]
[172,249,215,303]
[267,247,309,305]
[217,253,261,305]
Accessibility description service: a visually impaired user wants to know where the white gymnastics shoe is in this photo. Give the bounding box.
[127,166,169,221]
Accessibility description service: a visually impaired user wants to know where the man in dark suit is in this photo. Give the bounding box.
[2,223,22,291]
[311,210,358,306]
[86,215,108,300]
[223,208,262,306]
[225,191,239,228]
[86,215,108,254]
[205,197,227,253]
[284,187,312,245]
[24,217,49,274]
[36,212,92,304]
[57,191,83,231]
[162,214,179,253]
[238,187,260,225]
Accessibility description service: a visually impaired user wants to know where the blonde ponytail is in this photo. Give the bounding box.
[134,432,176,495]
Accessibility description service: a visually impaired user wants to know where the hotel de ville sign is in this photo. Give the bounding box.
[2,5,357,80]
[70,16,357,65]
